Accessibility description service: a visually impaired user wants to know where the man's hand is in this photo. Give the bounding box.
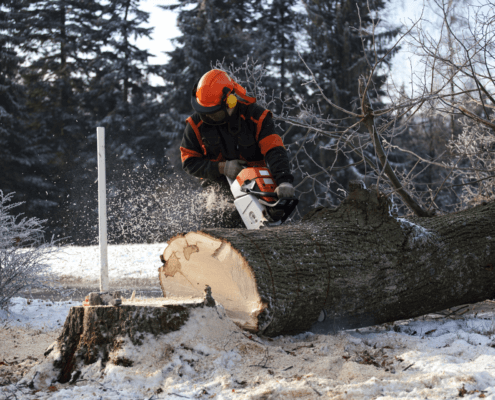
[219,159,247,180]
[275,182,295,198]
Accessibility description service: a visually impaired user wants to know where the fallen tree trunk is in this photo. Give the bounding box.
[159,182,495,336]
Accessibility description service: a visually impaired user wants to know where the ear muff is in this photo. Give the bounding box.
[226,94,237,109]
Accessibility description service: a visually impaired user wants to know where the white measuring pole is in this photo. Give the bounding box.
[97,127,109,292]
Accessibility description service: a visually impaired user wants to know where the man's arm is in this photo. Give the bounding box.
[256,113,294,184]
[181,123,223,180]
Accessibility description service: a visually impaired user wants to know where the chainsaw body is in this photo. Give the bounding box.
[227,167,298,229]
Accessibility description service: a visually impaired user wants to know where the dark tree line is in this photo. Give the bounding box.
[0,0,400,244]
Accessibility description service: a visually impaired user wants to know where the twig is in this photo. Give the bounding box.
[403,363,415,371]
[167,393,190,399]
[458,106,495,130]
[241,332,265,346]
[359,77,432,217]
[249,348,271,369]
[298,53,363,118]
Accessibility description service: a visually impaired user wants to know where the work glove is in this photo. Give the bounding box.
[219,159,247,180]
[275,182,295,198]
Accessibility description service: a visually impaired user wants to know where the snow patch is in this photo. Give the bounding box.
[45,243,167,284]
[2,298,81,330]
[397,217,436,245]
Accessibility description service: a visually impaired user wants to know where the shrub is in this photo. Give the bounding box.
[0,191,58,312]
[449,119,495,208]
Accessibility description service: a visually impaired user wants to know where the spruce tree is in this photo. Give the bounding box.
[79,0,172,244]
[84,0,162,168]
[302,0,400,118]
[12,0,116,240]
[0,0,54,217]
[252,0,305,108]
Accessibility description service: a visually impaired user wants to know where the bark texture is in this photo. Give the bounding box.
[159,183,495,336]
[52,299,209,384]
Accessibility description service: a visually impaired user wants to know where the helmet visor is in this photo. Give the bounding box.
[199,109,227,125]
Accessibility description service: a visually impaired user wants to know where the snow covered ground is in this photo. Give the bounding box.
[2,244,495,399]
[48,243,167,286]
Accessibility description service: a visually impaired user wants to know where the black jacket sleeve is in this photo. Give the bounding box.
[181,123,223,181]
[258,114,294,185]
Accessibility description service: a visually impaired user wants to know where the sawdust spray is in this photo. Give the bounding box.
[58,161,240,245]
[103,166,240,244]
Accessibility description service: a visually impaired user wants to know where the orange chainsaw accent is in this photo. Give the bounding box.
[258,134,284,155]
[186,117,207,155]
[236,167,278,202]
[180,146,203,162]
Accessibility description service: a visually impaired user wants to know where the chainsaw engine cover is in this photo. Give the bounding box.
[228,167,298,229]
[235,168,277,202]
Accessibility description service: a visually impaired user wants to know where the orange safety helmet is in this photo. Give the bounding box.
[191,69,256,114]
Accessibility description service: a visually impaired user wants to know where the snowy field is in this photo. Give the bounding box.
[47,243,168,286]
[2,244,495,399]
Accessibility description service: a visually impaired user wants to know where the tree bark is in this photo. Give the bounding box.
[159,182,495,337]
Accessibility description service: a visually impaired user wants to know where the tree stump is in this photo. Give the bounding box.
[159,182,495,336]
[50,293,214,384]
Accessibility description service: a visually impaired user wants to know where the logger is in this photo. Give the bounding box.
[180,69,296,228]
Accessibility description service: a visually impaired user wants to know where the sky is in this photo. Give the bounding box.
[136,0,181,67]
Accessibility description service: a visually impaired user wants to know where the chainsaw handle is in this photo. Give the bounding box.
[243,189,278,197]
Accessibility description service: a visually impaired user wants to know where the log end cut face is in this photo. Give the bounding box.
[159,232,264,332]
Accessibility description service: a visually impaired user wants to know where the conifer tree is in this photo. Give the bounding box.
[76,0,171,244]
[84,0,163,170]
[0,0,55,217]
[302,0,400,118]
[252,0,305,108]
[11,0,117,239]
[6,0,166,242]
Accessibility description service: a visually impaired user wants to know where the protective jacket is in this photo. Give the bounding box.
[180,102,294,184]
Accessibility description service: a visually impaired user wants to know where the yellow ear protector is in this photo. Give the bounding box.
[226,93,237,109]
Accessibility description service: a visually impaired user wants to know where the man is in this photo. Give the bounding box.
[181,69,295,196]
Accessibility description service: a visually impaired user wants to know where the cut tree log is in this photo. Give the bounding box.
[49,291,215,384]
[159,182,495,337]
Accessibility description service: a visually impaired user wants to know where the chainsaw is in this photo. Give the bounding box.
[226,167,298,229]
